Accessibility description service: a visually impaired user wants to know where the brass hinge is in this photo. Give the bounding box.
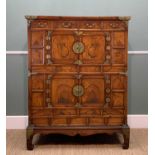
[119,71,128,76]
[25,16,37,27]
[74,31,83,36]
[74,60,83,65]
[28,71,38,77]
[25,16,37,20]
[75,102,82,108]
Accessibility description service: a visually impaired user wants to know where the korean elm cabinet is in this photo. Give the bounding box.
[25,16,130,150]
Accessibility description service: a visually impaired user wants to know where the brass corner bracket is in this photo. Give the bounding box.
[25,16,37,27]
[118,16,131,21]
[25,15,37,20]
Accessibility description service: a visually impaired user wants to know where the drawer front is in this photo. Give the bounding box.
[54,108,77,116]
[31,20,51,29]
[32,117,49,127]
[54,21,78,29]
[31,116,124,127]
[79,21,101,29]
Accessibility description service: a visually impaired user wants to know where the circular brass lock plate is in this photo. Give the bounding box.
[73,85,84,97]
[73,42,84,54]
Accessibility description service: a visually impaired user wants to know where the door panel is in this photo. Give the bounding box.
[80,32,106,64]
[30,74,45,107]
[111,74,127,108]
[51,33,77,64]
[30,31,45,66]
[49,75,77,107]
[80,76,104,107]
[111,74,126,89]
[112,32,125,48]
[31,31,44,48]
[32,92,44,107]
[31,74,44,89]
[31,49,44,65]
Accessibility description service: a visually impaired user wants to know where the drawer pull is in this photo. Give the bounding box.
[110,23,119,28]
[86,23,95,28]
[62,22,72,28]
[38,22,47,28]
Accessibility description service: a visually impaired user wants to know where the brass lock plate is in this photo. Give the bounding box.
[73,85,84,97]
[73,42,84,54]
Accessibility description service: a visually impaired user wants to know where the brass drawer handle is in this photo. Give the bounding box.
[62,22,72,28]
[37,22,47,28]
[110,23,119,28]
[86,23,95,28]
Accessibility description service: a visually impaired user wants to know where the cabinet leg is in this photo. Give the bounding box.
[122,125,130,149]
[26,126,34,150]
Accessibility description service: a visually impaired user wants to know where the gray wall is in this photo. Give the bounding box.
[6,0,148,115]
[6,0,148,51]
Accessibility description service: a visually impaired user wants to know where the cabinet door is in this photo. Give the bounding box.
[47,74,78,107]
[79,32,106,64]
[76,74,127,108]
[49,31,77,64]
[79,75,105,107]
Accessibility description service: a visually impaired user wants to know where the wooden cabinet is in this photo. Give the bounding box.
[25,16,130,150]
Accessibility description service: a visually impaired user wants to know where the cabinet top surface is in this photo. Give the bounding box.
[25,15,131,21]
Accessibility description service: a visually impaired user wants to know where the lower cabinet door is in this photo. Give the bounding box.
[29,73,127,127]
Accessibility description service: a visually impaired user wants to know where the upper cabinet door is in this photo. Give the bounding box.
[79,32,106,64]
[51,31,77,64]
